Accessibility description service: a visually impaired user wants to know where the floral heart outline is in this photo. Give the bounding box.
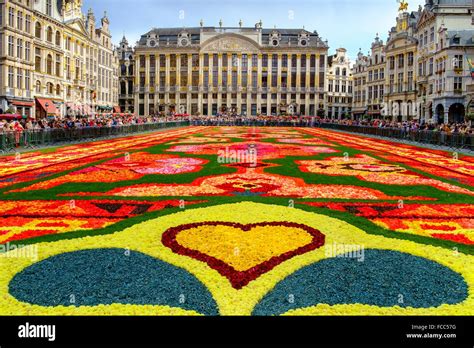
[162,221,326,289]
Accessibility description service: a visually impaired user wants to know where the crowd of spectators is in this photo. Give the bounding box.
[0,114,182,133]
[319,118,473,135]
[2,112,471,134]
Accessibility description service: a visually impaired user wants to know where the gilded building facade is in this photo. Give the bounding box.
[0,0,119,119]
[383,10,420,121]
[133,23,329,117]
[352,0,474,123]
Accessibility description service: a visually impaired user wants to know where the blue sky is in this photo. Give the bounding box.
[84,0,425,59]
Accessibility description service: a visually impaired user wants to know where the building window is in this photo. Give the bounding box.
[46,27,53,43]
[16,38,22,59]
[8,7,14,27]
[242,54,248,69]
[25,42,31,61]
[35,22,42,39]
[25,71,30,91]
[397,73,403,93]
[55,31,61,46]
[252,54,257,67]
[454,77,462,91]
[192,54,199,68]
[17,11,22,30]
[181,54,188,68]
[454,55,463,69]
[46,0,52,16]
[25,15,31,33]
[8,36,14,57]
[272,54,278,68]
[301,55,307,68]
[408,71,413,91]
[398,54,404,69]
[55,55,61,77]
[319,55,325,68]
[35,48,41,72]
[46,54,53,75]
[35,81,41,93]
[17,68,22,89]
[8,67,14,88]
[408,52,414,66]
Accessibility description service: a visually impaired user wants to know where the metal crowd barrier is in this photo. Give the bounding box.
[1,121,471,153]
[0,121,189,153]
[317,124,473,151]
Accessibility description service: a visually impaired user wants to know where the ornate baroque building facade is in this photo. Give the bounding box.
[132,22,329,117]
[383,9,420,122]
[351,0,474,123]
[0,0,119,118]
[117,35,135,113]
[326,48,353,119]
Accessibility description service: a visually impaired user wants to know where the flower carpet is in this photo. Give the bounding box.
[0,126,473,316]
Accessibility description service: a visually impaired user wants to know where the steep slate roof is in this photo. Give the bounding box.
[137,27,328,48]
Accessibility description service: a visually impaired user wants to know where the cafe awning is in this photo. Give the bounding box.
[36,98,59,115]
[11,100,34,107]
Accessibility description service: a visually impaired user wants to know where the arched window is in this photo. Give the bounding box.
[56,84,61,95]
[335,68,340,76]
[47,27,53,42]
[342,68,347,76]
[35,81,41,93]
[35,22,42,39]
[46,54,53,75]
[55,31,61,46]
[47,83,53,94]
[375,55,379,64]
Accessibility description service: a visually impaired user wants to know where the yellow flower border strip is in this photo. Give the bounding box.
[1,202,473,316]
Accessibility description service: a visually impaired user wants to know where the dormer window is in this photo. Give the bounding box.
[178,31,190,47]
[147,33,159,47]
[269,30,281,47]
[298,31,310,47]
